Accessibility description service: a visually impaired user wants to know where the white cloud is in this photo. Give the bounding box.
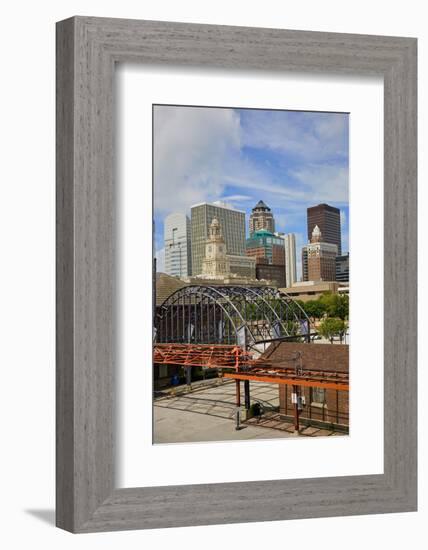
[289,164,349,204]
[153,106,349,256]
[219,194,253,204]
[224,172,304,202]
[154,107,349,221]
[154,106,241,216]
[241,111,349,161]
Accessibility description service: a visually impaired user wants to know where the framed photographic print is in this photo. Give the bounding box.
[56,16,417,532]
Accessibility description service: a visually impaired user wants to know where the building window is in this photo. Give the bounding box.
[311,387,326,406]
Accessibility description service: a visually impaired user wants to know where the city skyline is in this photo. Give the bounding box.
[154,105,349,280]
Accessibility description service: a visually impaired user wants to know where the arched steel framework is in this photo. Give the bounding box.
[155,285,311,351]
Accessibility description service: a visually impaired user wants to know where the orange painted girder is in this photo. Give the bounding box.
[223,372,349,391]
[153,343,249,369]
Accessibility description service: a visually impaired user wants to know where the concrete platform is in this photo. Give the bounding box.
[154,380,345,443]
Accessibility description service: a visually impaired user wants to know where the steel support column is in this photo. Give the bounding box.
[293,384,300,432]
[235,379,241,407]
[244,380,250,410]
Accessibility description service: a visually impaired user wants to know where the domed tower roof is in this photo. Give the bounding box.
[253,200,270,211]
[208,217,223,240]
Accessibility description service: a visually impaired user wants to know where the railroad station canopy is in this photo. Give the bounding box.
[155,284,311,351]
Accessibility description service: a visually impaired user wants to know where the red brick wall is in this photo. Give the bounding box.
[280,385,349,428]
[308,255,336,281]
[264,342,349,429]
[272,244,285,266]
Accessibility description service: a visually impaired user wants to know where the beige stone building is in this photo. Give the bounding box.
[184,218,260,285]
[281,280,349,302]
[190,201,246,277]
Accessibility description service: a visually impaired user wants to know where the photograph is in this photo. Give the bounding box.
[0,1,418,542]
[152,104,350,443]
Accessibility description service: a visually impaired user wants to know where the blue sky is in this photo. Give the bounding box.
[154,105,349,279]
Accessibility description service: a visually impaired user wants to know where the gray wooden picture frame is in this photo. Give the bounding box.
[56,16,417,533]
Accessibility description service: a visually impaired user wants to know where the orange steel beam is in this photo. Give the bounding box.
[153,343,349,390]
[153,344,250,369]
[223,372,349,391]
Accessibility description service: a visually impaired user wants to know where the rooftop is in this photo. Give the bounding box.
[248,229,275,238]
[253,200,271,210]
[190,201,245,214]
[262,341,349,373]
[155,272,187,306]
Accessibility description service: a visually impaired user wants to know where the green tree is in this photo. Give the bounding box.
[318,318,347,343]
[320,293,349,320]
[283,320,299,336]
[303,299,326,322]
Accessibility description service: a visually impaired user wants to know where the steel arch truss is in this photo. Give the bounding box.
[155,285,311,350]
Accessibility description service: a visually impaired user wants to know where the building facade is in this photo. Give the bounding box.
[336,253,350,282]
[185,218,257,284]
[307,225,338,281]
[272,342,349,431]
[284,233,297,286]
[246,229,285,266]
[307,203,342,256]
[256,263,286,287]
[249,200,275,234]
[201,218,230,278]
[164,212,192,277]
[281,280,348,302]
[191,201,246,276]
[301,246,308,282]
[246,229,286,287]
[228,254,256,279]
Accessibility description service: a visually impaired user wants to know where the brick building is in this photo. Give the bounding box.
[307,203,342,255]
[307,225,338,281]
[246,229,286,286]
[263,341,349,431]
[255,262,286,287]
[246,229,285,265]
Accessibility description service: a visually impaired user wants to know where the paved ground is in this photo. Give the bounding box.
[154,380,345,444]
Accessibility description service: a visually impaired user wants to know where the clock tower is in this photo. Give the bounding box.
[201,218,230,277]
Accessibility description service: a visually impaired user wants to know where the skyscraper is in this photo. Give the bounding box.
[190,201,246,276]
[284,233,297,286]
[249,200,275,235]
[246,229,286,287]
[164,212,192,277]
[307,225,338,281]
[301,246,308,282]
[307,203,342,256]
[246,230,285,266]
[336,253,350,282]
